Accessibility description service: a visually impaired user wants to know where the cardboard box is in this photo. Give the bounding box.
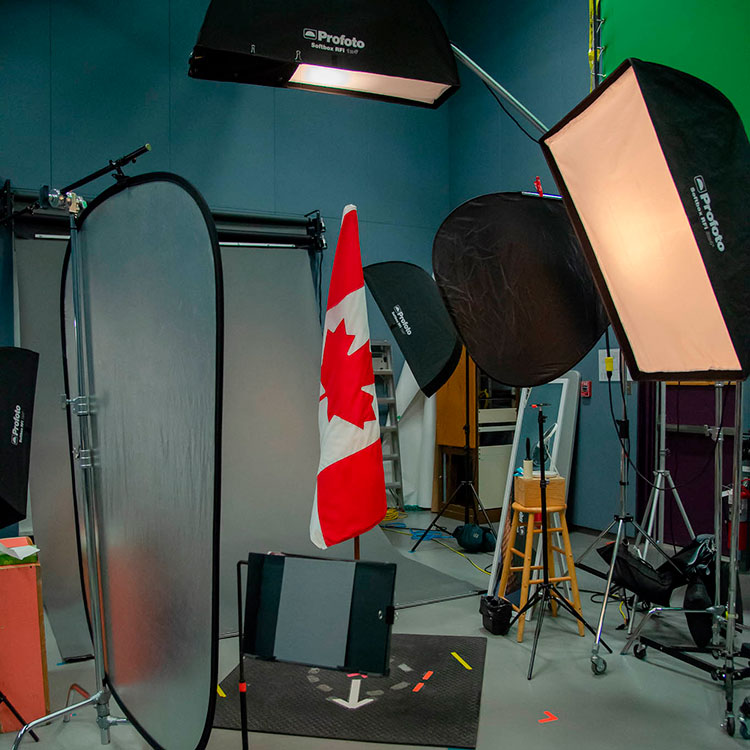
[514,475,566,510]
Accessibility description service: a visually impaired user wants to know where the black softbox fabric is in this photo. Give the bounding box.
[364,261,461,397]
[0,347,39,528]
[189,0,459,108]
[433,193,608,387]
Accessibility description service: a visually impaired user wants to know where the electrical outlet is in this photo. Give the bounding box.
[598,348,632,383]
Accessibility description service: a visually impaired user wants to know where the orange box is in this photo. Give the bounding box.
[514,475,566,509]
[0,537,49,733]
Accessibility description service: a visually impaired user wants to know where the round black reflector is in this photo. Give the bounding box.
[433,192,608,387]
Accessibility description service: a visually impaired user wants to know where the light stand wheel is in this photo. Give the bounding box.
[591,656,607,675]
[726,716,736,737]
[633,643,647,660]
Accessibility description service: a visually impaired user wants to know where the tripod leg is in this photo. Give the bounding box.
[592,519,625,661]
[0,694,39,742]
[550,588,612,654]
[527,589,549,680]
[469,483,496,536]
[508,587,545,628]
[409,483,464,553]
[666,473,696,540]
[575,518,618,566]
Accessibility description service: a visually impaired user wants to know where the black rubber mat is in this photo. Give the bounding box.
[213,633,487,747]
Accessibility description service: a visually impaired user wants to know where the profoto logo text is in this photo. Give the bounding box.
[391,305,412,336]
[10,404,24,446]
[690,175,726,252]
[303,28,365,55]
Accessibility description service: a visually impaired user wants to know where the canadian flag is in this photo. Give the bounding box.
[310,205,386,549]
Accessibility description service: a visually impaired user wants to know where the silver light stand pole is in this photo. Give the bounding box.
[626,381,696,633]
[13,194,123,747]
[11,145,151,746]
[712,382,725,648]
[636,381,695,555]
[584,358,678,675]
[722,380,743,732]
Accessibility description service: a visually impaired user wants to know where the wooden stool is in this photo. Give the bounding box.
[498,501,585,642]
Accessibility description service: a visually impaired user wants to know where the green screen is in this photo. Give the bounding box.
[600,0,749,126]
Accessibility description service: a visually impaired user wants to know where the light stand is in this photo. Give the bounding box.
[10,146,150,748]
[625,380,696,631]
[635,381,695,555]
[622,382,749,736]
[575,356,680,676]
[410,353,495,553]
[508,404,608,679]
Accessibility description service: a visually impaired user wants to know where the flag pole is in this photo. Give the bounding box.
[354,536,361,561]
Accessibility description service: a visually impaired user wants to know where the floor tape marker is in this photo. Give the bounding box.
[451,652,472,670]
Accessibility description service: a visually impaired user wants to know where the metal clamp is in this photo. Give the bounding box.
[64,395,92,416]
[77,449,93,469]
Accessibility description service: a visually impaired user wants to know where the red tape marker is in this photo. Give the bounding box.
[538,711,558,723]
[239,682,247,693]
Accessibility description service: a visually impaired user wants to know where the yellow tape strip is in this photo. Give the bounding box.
[451,652,472,670]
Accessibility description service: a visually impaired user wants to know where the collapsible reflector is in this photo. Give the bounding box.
[364,262,462,397]
[541,58,750,380]
[0,347,39,528]
[189,0,459,108]
[433,193,608,387]
[62,173,222,750]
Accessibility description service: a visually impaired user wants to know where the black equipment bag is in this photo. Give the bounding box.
[596,542,679,607]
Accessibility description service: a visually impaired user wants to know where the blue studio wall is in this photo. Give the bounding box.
[1,0,629,531]
[447,0,637,529]
[0,0,453,376]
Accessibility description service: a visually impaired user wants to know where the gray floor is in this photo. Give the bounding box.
[2,511,745,749]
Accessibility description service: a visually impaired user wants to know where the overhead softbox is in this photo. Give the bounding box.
[432,193,609,387]
[363,261,462,397]
[0,347,39,528]
[188,0,460,108]
[61,173,222,750]
[541,58,750,380]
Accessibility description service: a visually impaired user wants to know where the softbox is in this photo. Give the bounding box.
[432,193,609,387]
[363,261,462,397]
[0,347,39,528]
[188,0,459,108]
[61,173,222,750]
[541,58,750,380]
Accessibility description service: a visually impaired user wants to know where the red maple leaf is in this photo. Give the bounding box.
[320,321,376,429]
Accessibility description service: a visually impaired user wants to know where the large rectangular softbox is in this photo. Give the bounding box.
[0,347,39,528]
[541,58,750,380]
[189,0,459,107]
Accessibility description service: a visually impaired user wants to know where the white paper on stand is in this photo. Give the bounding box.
[0,541,40,560]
